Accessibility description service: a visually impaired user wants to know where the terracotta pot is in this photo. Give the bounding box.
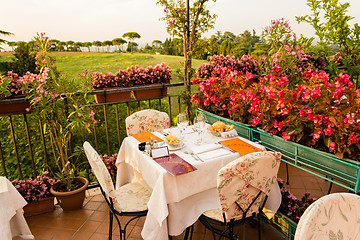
[50,177,89,211]
[133,85,167,100]
[94,88,131,103]
[0,98,31,116]
[23,196,55,217]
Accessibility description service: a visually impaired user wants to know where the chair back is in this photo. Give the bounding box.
[295,192,360,240]
[83,141,115,200]
[125,109,170,136]
[217,151,281,221]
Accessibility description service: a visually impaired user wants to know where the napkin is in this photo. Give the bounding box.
[220,129,238,138]
[163,127,194,135]
[197,148,233,161]
[191,143,222,154]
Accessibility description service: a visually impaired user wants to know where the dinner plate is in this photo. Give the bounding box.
[168,142,185,151]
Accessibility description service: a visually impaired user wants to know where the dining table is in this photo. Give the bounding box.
[0,176,34,240]
[115,126,280,240]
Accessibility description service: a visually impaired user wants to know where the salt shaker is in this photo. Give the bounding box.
[153,140,158,148]
[145,142,151,154]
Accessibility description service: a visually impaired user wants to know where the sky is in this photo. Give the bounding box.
[1,0,360,47]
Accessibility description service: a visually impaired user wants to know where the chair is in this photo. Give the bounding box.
[83,141,151,240]
[198,151,281,240]
[294,192,360,240]
[125,109,170,136]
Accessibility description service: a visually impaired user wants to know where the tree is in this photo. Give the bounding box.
[152,40,162,48]
[73,42,83,52]
[122,32,141,54]
[7,41,17,51]
[92,41,102,52]
[66,40,74,51]
[0,29,13,50]
[157,0,217,114]
[112,38,127,52]
[102,40,113,52]
[84,42,92,52]
[8,41,37,75]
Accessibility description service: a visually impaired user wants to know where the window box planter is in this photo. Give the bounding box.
[93,88,132,103]
[23,196,55,217]
[261,211,297,240]
[0,96,30,116]
[133,84,168,100]
[252,128,360,193]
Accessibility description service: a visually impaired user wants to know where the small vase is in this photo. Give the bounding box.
[23,196,55,217]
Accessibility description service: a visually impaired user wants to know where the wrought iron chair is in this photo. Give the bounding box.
[294,192,360,240]
[83,141,151,240]
[198,151,281,240]
[125,109,170,136]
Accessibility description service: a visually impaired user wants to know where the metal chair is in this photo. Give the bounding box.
[125,109,170,136]
[198,151,281,240]
[83,141,151,240]
[294,192,360,240]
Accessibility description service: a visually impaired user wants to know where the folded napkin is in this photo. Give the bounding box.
[220,129,238,138]
[191,143,222,154]
[197,148,233,161]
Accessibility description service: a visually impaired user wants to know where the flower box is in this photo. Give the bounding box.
[253,128,360,193]
[261,212,297,240]
[94,88,132,103]
[0,96,30,116]
[133,84,168,100]
[23,196,55,217]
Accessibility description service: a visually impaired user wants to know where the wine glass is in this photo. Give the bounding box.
[194,113,206,144]
[177,112,189,139]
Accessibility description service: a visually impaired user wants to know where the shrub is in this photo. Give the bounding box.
[7,42,38,76]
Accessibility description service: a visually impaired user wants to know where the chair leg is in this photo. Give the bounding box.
[183,225,194,240]
[109,211,113,240]
[257,215,261,240]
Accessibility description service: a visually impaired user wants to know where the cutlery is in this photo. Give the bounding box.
[216,142,237,153]
[183,151,204,162]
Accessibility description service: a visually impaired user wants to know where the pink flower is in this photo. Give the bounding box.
[329,142,336,150]
[282,132,291,141]
[324,127,333,136]
[349,134,357,143]
[311,130,322,140]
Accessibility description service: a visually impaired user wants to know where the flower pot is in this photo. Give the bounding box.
[50,177,89,211]
[253,128,360,193]
[94,88,131,103]
[261,211,297,240]
[133,84,167,100]
[0,97,30,116]
[23,196,55,217]
[196,108,254,140]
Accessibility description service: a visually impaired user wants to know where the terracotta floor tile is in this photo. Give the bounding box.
[73,209,95,220]
[78,220,101,233]
[71,230,94,240]
[28,215,54,228]
[63,219,86,230]
[120,215,139,227]
[89,232,109,240]
[34,227,60,239]
[95,220,118,234]
[91,194,105,202]
[96,202,109,212]
[89,210,108,222]
[83,201,102,211]
[52,229,76,240]
[127,225,143,238]
[58,210,79,219]
[46,216,71,228]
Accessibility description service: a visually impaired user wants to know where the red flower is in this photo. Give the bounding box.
[349,134,357,143]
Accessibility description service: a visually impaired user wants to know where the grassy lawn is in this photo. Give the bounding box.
[0,52,207,83]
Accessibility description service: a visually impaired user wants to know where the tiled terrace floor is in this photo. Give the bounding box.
[16,162,348,240]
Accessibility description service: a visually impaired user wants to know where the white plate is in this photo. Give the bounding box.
[168,142,185,151]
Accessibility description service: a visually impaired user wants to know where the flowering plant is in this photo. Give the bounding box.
[91,62,172,89]
[277,178,316,222]
[100,153,118,181]
[11,172,59,202]
[196,54,260,80]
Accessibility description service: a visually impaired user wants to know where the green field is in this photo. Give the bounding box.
[0,52,207,83]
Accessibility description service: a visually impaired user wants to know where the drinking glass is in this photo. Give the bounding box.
[177,112,189,139]
[194,113,206,145]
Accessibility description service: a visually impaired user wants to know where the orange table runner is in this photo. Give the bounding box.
[219,138,263,155]
[131,132,164,143]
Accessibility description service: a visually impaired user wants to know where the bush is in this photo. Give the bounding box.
[7,42,38,75]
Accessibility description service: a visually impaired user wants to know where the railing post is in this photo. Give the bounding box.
[23,114,36,177]
[9,115,23,179]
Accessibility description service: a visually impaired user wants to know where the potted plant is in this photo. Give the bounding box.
[90,70,132,103]
[11,172,58,217]
[24,33,94,211]
[0,71,31,116]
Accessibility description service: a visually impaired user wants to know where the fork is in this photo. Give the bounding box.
[183,151,204,162]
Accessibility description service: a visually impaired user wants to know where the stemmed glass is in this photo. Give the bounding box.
[177,112,189,139]
[194,113,206,145]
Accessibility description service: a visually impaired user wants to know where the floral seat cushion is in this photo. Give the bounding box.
[215,151,281,221]
[295,192,360,240]
[125,109,170,136]
[114,182,151,212]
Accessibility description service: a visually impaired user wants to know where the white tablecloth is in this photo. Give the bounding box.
[116,129,267,240]
[0,177,34,240]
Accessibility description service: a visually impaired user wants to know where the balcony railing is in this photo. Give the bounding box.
[0,83,188,181]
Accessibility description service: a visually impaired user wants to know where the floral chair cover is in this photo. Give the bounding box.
[295,192,360,240]
[83,141,151,213]
[216,151,281,221]
[125,109,170,136]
